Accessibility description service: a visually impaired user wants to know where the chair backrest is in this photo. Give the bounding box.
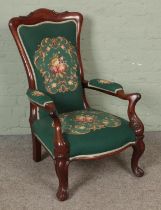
[9,8,88,119]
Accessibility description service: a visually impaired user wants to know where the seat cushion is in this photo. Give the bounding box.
[32,108,136,159]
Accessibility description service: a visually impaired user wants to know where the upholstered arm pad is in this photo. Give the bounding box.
[88,79,123,94]
[26,89,53,107]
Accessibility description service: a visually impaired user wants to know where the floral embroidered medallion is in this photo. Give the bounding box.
[98,79,112,84]
[34,37,79,94]
[31,90,44,96]
[52,109,121,135]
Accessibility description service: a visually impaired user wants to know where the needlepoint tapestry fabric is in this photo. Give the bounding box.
[88,79,123,94]
[34,37,79,94]
[52,109,122,135]
[32,108,136,157]
[18,22,85,114]
[26,89,53,107]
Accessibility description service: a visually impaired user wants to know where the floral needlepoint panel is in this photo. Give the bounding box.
[31,90,45,96]
[98,79,112,84]
[34,36,79,94]
[52,109,122,135]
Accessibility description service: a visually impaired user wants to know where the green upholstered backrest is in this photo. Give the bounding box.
[18,21,85,118]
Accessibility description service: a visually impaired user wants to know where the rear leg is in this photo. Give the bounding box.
[32,134,41,162]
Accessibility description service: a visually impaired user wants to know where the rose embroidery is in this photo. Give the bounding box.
[32,90,44,97]
[75,115,94,123]
[49,55,67,75]
[34,36,79,94]
[52,109,121,135]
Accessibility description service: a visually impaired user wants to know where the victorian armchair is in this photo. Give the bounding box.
[9,8,145,201]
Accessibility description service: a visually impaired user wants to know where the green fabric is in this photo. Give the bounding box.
[56,109,122,134]
[34,37,80,94]
[18,22,85,117]
[89,79,123,93]
[32,108,136,157]
[33,36,84,113]
[26,89,53,107]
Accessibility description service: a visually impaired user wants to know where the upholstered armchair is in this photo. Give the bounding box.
[9,8,145,201]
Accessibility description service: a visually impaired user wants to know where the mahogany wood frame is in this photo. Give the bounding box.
[9,8,145,201]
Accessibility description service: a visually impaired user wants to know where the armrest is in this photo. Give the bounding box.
[83,79,144,138]
[27,89,69,158]
[50,112,69,158]
[88,79,123,94]
[26,89,55,112]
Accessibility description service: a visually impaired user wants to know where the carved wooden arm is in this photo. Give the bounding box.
[50,112,69,158]
[83,80,144,139]
[27,89,69,157]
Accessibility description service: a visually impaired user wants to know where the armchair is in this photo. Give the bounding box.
[9,8,145,201]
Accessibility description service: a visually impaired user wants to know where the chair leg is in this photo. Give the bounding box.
[32,134,41,162]
[131,139,145,177]
[55,158,69,201]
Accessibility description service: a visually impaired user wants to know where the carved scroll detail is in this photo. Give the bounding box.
[55,158,69,201]
[127,93,144,138]
[51,111,70,201]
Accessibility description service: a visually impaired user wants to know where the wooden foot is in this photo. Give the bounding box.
[55,158,69,201]
[32,134,41,162]
[131,139,145,177]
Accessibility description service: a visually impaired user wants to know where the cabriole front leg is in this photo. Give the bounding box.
[131,139,145,177]
[125,93,145,177]
[55,157,69,201]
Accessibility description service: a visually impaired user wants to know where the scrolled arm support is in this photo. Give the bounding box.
[83,80,144,139]
[118,91,144,138]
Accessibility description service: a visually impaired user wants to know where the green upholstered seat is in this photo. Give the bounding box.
[31,108,136,158]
